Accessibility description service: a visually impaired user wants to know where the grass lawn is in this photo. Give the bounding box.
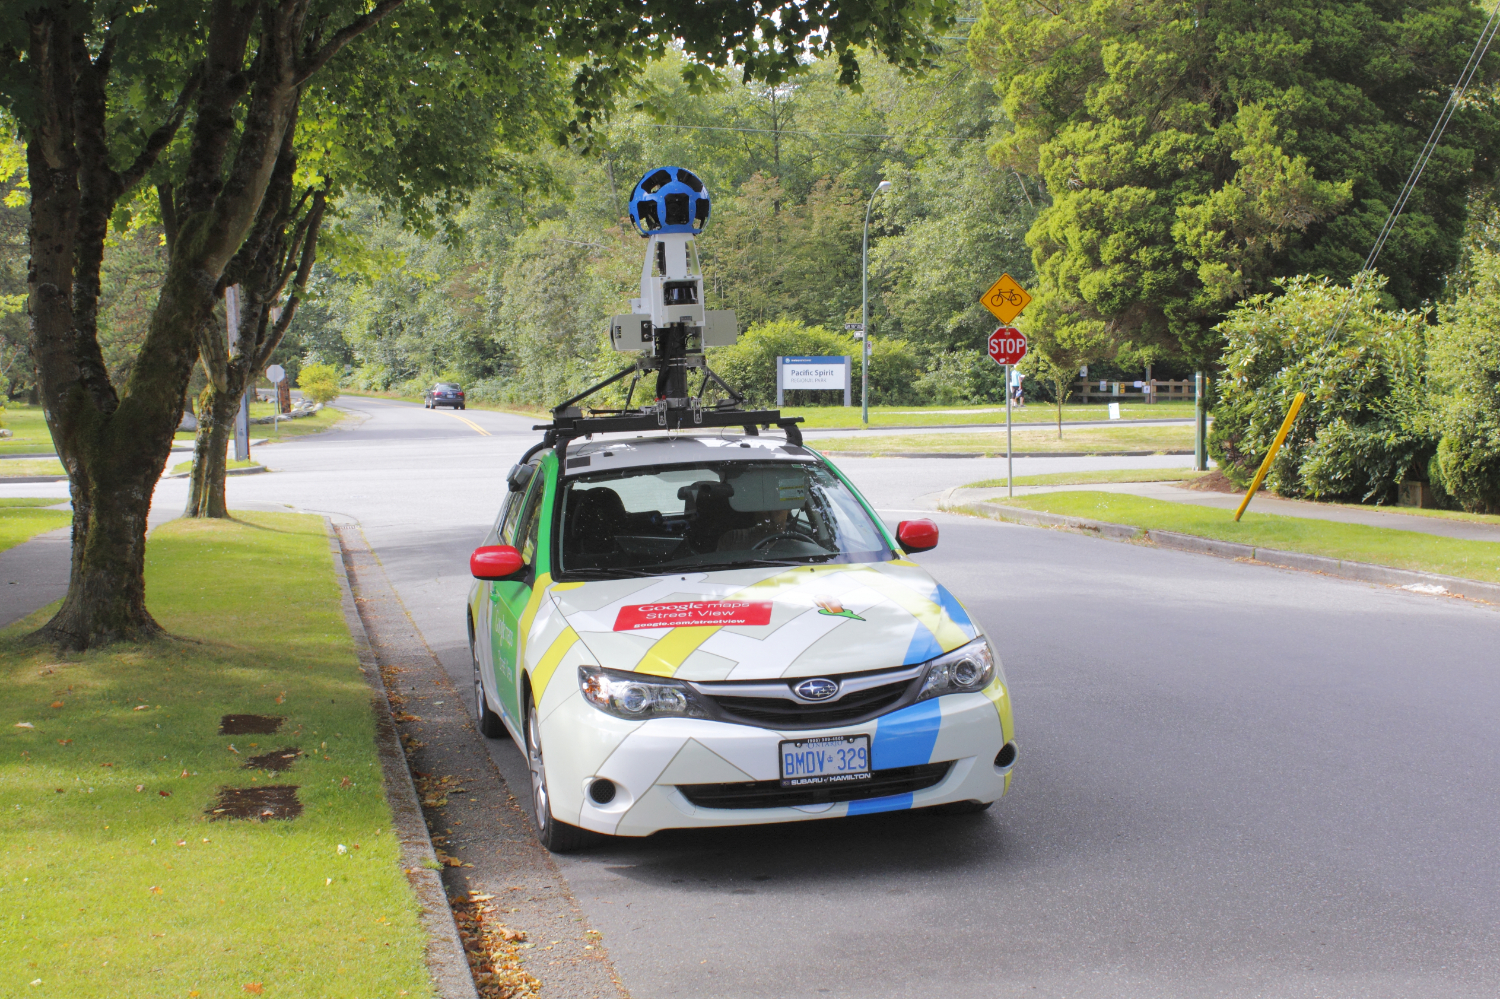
[255,405,352,443]
[989,491,1500,583]
[0,406,54,455]
[0,513,435,998]
[0,458,65,478]
[169,457,262,475]
[815,424,1196,455]
[965,468,1207,489]
[1326,501,1500,527]
[0,500,71,554]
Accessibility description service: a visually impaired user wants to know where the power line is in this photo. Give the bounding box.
[1325,3,1500,344]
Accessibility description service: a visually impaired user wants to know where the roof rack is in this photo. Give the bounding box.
[531,358,804,462]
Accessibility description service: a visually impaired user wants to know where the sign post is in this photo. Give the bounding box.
[265,364,286,433]
[983,287,1032,497]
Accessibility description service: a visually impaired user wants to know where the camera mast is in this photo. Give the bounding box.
[533,167,803,457]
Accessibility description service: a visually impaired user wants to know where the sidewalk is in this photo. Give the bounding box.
[942,481,1500,543]
[0,527,69,628]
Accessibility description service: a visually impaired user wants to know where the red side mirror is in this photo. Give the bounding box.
[896,519,939,554]
[471,545,524,580]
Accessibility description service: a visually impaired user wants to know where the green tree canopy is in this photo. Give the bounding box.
[970,0,1500,367]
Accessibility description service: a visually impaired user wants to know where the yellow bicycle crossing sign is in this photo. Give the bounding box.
[980,273,1031,323]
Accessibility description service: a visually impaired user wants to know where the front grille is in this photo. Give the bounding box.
[703,678,914,729]
[679,762,951,810]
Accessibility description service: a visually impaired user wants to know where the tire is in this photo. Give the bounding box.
[459,404,466,410]
[423,399,431,409]
[471,645,506,739]
[523,690,595,852]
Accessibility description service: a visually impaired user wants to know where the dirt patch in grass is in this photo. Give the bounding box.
[219,713,284,734]
[244,747,302,771]
[208,784,304,821]
[1176,469,1242,493]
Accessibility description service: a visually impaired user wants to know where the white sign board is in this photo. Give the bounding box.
[777,356,852,406]
[265,364,286,383]
[1108,402,1121,420]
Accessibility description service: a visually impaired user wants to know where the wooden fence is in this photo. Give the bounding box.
[1071,378,1195,404]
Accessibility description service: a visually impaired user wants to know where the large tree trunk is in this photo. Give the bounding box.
[185,379,241,519]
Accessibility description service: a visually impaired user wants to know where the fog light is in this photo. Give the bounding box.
[994,743,1017,769]
[588,778,617,804]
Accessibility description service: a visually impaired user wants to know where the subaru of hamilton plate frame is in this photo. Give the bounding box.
[466,434,1017,851]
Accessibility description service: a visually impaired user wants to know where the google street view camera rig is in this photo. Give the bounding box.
[534,166,803,453]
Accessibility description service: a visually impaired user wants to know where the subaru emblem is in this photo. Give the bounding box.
[794,678,840,701]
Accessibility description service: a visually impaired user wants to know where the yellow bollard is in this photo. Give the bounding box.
[1234,392,1307,521]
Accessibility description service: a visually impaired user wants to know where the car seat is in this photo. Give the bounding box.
[569,488,626,558]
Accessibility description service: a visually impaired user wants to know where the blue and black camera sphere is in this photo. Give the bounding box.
[628,167,710,237]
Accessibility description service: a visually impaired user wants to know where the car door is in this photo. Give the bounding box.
[490,466,547,725]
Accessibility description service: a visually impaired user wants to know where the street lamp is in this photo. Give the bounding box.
[861,179,892,426]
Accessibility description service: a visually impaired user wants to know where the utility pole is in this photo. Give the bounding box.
[1194,370,1207,471]
[861,180,892,426]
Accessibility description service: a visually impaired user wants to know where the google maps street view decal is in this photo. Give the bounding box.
[466,166,1017,852]
[614,600,773,630]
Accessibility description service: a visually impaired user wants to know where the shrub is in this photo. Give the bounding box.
[708,319,922,407]
[297,361,342,404]
[911,351,1007,406]
[1430,259,1500,512]
[1208,274,1433,503]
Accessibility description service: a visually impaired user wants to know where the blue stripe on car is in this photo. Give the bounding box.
[846,792,914,816]
[872,698,941,770]
[935,584,977,639]
[903,622,942,665]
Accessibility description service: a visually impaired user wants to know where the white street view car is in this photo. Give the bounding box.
[467,434,1018,851]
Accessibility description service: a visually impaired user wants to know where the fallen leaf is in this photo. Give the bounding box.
[14,722,33,729]
[500,927,526,942]
[50,701,64,709]
[470,893,495,902]
[180,769,190,778]
[59,739,74,746]
[55,788,64,793]
[133,705,148,711]
[148,885,163,894]
[228,744,239,754]
[136,784,145,792]
[158,790,171,797]
[99,761,111,766]
[243,984,263,995]
[337,844,347,855]
[340,777,351,788]
[275,692,285,704]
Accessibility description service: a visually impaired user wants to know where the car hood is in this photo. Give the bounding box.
[546,560,980,681]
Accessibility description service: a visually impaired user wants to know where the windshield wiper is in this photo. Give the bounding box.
[563,566,660,579]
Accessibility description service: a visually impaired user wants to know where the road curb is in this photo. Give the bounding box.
[949,499,1500,604]
[324,519,480,999]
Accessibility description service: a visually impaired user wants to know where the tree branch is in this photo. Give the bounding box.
[256,187,326,370]
[293,0,407,85]
[119,64,204,192]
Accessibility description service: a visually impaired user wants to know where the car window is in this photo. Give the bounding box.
[557,460,890,576]
[516,475,546,565]
[499,467,538,546]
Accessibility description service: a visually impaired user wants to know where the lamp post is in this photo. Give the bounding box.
[861,180,892,426]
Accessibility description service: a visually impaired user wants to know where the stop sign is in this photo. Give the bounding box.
[988,327,1027,366]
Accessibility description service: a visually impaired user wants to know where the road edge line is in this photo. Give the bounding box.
[948,500,1500,604]
[324,517,481,999]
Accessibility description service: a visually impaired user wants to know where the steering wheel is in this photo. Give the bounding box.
[752,530,816,550]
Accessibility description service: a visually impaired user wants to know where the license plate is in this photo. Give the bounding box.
[779,735,871,787]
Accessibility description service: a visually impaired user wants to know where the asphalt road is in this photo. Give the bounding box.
[8,395,1497,998]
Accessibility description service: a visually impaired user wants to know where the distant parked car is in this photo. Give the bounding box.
[425,382,466,409]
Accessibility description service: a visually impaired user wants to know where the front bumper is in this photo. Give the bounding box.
[537,683,1015,837]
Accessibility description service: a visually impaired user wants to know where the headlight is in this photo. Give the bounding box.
[578,665,711,721]
[916,638,996,701]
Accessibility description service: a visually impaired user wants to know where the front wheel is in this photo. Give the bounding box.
[471,646,506,738]
[523,691,595,852]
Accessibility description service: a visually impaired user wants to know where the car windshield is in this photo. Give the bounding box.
[435,383,459,390]
[557,460,891,576]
